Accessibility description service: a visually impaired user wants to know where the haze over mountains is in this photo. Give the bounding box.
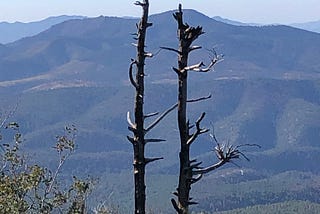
[0,15,85,44]
[212,16,320,34]
[0,10,319,212]
[0,13,319,45]
[291,20,320,34]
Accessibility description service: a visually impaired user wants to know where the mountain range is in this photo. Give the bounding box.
[291,20,320,34]
[0,14,319,45]
[0,15,85,44]
[212,16,320,34]
[212,16,260,26]
[0,10,319,212]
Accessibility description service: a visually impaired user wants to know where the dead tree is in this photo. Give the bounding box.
[162,5,255,214]
[127,1,176,213]
[127,2,256,213]
[127,1,152,213]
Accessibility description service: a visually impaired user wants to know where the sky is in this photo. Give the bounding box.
[0,0,319,24]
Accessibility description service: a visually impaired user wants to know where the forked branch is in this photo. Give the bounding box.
[184,56,222,73]
[187,112,209,145]
[193,141,261,175]
[134,1,146,7]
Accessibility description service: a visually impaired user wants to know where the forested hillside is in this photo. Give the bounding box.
[212,200,320,214]
[0,9,319,213]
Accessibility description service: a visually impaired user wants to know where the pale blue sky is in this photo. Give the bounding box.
[0,0,319,24]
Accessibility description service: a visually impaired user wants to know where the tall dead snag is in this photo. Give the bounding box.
[127,1,176,213]
[165,5,260,214]
[163,5,248,214]
[127,1,151,213]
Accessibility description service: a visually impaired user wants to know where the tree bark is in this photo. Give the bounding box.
[128,2,181,213]
[177,73,190,214]
[176,28,191,214]
[172,5,205,214]
[131,1,150,213]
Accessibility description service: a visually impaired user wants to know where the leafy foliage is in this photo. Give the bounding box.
[0,123,91,213]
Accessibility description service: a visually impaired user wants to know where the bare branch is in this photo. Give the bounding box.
[190,174,203,184]
[144,52,153,57]
[46,127,77,195]
[145,138,166,144]
[229,144,261,161]
[172,67,180,75]
[128,126,136,133]
[187,94,211,103]
[193,143,260,175]
[192,160,226,175]
[127,111,136,129]
[160,46,182,54]
[189,45,202,52]
[129,60,138,89]
[209,125,219,144]
[183,53,223,73]
[188,124,195,130]
[145,157,163,165]
[145,103,178,133]
[188,201,199,205]
[189,159,197,164]
[184,62,205,72]
[134,1,146,6]
[171,198,182,214]
[187,112,209,145]
[189,161,202,170]
[198,57,223,72]
[144,112,159,119]
[127,136,135,145]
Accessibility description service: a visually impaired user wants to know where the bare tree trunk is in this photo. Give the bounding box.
[128,1,174,213]
[175,5,201,214]
[123,3,253,213]
[166,5,254,214]
[129,1,150,213]
[169,5,217,214]
[176,31,191,214]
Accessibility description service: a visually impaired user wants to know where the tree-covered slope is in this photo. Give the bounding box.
[0,9,319,213]
[212,200,320,214]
